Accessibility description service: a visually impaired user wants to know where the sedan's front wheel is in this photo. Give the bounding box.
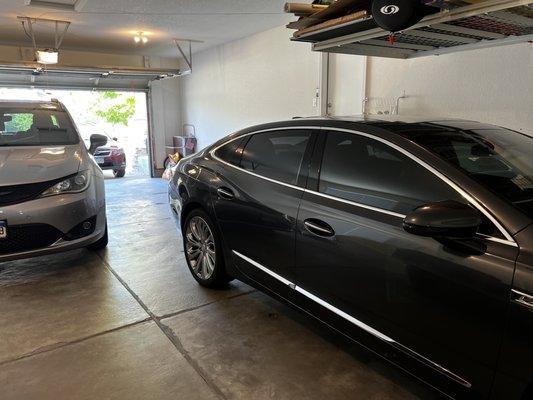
[183,209,232,288]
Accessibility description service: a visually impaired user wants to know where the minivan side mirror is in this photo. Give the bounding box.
[89,134,108,155]
[403,201,482,239]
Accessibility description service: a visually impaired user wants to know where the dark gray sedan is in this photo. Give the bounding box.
[169,116,533,400]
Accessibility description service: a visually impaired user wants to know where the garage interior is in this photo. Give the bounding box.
[0,0,532,399]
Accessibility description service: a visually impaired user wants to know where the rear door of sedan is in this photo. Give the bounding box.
[293,128,518,398]
[211,127,318,288]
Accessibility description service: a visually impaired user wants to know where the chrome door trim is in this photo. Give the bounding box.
[232,250,472,388]
[233,250,294,287]
[210,126,516,247]
[303,188,406,219]
[511,289,533,310]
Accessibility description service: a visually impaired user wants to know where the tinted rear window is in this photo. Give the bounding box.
[0,107,79,146]
[214,137,245,166]
[240,130,311,185]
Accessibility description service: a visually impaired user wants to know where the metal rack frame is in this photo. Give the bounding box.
[292,0,533,59]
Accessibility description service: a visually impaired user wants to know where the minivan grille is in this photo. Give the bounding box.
[0,177,67,207]
[0,224,62,255]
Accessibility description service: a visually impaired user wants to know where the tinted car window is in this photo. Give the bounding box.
[402,127,533,219]
[319,131,465,215]
[0,107,78,146]
[240,130,311,185]
[214,137,245,166]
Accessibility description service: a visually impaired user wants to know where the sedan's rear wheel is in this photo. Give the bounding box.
[184,209,232,288]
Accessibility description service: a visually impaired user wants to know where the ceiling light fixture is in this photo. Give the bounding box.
[133,32,149,44]
[36,49,59,64]
[18,16,70,65]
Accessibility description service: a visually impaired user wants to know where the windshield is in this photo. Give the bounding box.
[403,126,533,219]
[0,107,79,146]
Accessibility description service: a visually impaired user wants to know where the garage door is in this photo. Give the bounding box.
[0,64,179,91]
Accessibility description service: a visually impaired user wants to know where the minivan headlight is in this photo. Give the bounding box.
[41,170,91,197]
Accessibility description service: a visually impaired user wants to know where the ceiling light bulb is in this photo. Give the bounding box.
[36,49,59,64]
[141,36,148,44]
[134,36,141,43]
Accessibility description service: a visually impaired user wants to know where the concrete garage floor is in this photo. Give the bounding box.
[0,177,440,400]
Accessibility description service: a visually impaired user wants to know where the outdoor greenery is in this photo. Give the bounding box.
[94,91,136,126]
[5,113,33,132]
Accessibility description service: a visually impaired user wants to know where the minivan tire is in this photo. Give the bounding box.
[88,224,108,250]
[114,169,126,178]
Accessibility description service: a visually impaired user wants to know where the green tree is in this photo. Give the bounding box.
[93,91,136,126]
[6,113,33,131]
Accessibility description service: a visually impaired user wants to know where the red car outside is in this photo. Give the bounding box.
[93,138,126,178]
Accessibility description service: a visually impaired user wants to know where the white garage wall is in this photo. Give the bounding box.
[327,53,366,116]
[179,26,324,149]
[150,79,182,169]
[367,43,533,133]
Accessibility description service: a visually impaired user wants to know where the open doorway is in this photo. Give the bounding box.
[0,88,151,178]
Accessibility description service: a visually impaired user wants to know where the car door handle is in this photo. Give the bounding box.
[217,187,235,200]
[304,219,335,237]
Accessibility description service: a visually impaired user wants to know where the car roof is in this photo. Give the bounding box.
[0,100,64,111]
[290,115,504,131]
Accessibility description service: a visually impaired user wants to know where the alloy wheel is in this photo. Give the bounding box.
[185,216,216,280]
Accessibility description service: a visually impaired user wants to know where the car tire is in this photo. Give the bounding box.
[183,209,233,288]
[88,223,108,250]
[114,169,126,178]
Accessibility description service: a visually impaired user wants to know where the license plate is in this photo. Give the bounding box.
[0,221,6,240]
[95,156,104,165]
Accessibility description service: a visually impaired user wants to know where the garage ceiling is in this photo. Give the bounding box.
[0,0,292,57]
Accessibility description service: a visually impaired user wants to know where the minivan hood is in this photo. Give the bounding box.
[0,145,81,186]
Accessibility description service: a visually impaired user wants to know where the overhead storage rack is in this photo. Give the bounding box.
[291,0,533,59]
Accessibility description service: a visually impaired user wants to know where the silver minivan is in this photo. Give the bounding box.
[0,100,108,262]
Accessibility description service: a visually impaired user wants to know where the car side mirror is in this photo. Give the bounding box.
[89,134,108,155]
[403,201,482,239]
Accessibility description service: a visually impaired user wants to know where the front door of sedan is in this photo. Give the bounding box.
[293,130,517,398]
[211,128,316,287]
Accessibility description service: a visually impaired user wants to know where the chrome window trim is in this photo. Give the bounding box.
[210,126,517,247]
[303,189,406,219]
[327,128,516,246]
[232,250,472,388]
[210,127,315,192]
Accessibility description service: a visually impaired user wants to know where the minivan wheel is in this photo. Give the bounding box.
[88,223,108,250]
[183,209,232,288]
[114,169,126,178]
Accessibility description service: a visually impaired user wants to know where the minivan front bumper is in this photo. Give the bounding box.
[0,178,106,262]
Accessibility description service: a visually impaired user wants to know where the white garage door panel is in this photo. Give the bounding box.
[0,66,179,91]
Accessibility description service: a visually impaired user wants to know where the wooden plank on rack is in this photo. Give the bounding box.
[294,10,368,37]
[287,0,371,30]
